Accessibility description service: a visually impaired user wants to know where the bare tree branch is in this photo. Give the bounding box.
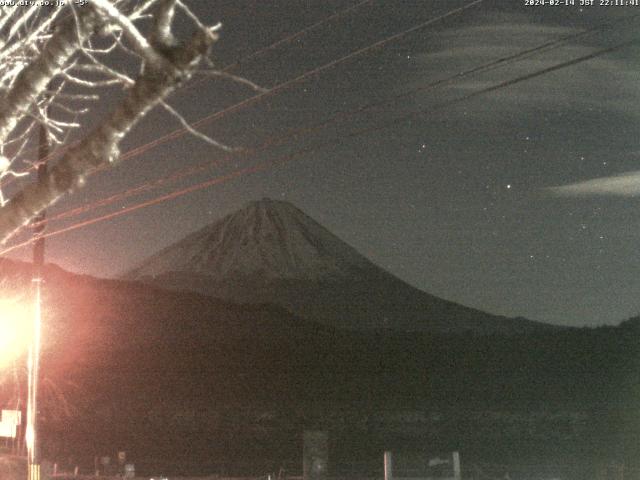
[0,10,220,243]
[0,7,101,146]
[90,0,169,68]
[160,100,234,151]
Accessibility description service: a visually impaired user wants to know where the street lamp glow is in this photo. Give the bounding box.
[0,297,30,368]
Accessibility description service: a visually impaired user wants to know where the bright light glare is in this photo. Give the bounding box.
[0,298,30,368]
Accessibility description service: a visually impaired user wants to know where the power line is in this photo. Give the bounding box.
[5,0,475,187]
[396,13,640,102]
[2,36,634,256]
[1,0,487,243]
[27,15,639,231]
[32,154,235,227]
[2,1,488,236]
[181,0,485,132]
[76,0,484,173]
[2,0,376,184]
[83,1,633,175]
[248,15,640,151]
[341,38,638,144]
[224,0,375,72]
[4,9,632,254]
[0,149,310,256]
[18,22,638,242]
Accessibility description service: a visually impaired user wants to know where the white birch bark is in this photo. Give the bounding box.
[0,8,99,147]
[0,1,220,243]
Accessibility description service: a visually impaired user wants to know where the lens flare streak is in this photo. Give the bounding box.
[26,278,42,467]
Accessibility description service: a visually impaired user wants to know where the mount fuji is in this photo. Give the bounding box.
[124,198,552,334]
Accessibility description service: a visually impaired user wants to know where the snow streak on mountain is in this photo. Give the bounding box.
[126,198,372,281]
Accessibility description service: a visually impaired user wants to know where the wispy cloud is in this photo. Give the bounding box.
[410,13,640,118]
[546,171,640,197]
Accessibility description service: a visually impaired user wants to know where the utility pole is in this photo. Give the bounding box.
[27,121,48,480]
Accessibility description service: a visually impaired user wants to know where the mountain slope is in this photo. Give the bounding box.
[124,198,552,334]
[126,197,373,281]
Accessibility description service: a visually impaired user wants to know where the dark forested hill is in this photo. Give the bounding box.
[0,258,638,476]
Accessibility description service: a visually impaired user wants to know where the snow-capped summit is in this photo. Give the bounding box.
[124,198,552,334]
[126,198,373,282]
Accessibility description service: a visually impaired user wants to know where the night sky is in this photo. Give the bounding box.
[6,0,640,327]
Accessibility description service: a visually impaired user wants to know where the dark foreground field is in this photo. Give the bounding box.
[0,454,25,480]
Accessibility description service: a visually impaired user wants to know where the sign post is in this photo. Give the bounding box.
[0,410,21,440]
[303,431,328,480]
